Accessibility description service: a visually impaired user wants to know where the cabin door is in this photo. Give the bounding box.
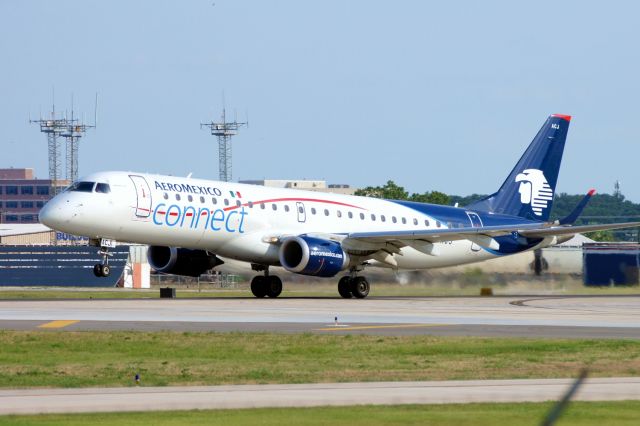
[129,175,152,218]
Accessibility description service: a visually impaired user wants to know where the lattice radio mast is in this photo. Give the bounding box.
[61,94,96,183]
[30,100,67,195]
[31,94,96,193]
[201,108,247,182]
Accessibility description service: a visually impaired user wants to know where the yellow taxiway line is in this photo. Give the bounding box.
[314,323,449,331]
[38,320,80,329]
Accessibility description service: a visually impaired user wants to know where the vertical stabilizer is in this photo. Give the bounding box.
[467,114,571,221]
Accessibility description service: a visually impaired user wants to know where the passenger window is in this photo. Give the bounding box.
[360,213,365,220]
[188,195,193,202]
[237,200,242,207]
[436,221,441,228]
[175,194,181,201]
[248,201,254,208]
[311,208,316,215]
[200,196,205,203]
[324,209,329,216]
[298,206,304,214]
[224,199,229,206]
[212,197,217,205]
[348,212,353,219]
[260,203,266,209]
[371,214,376,221]
[95,183,111,194]
[272,204,277,211]
[392,216,397,223]
[425,219,430,226]
[163,193,168,200]
[401,217,407,224]
[413,218,418,225]
[337,210,342,218]
[381,215,386,222]
[284,205,290,212]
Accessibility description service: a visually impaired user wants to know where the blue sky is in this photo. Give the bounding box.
[2,1,640,200]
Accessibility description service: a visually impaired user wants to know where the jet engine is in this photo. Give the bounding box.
[147,246,223,277]
[279,235,350,277]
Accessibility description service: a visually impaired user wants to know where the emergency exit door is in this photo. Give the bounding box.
[296,202,306,223]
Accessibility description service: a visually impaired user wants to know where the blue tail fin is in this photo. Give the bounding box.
[467,114,571,221]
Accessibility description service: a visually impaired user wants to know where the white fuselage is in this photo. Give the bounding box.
[40,171,521,271]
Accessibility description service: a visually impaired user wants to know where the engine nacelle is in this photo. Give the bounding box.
[147,246,222,277]
[279,236,350,277]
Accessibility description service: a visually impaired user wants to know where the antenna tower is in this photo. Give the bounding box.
[31,95,96,194]
[30,103,67,195]
[201,108,247,182]
[61,95,96,183]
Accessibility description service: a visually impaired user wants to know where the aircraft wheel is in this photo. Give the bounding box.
[101,265,110,277]
[250,276,267,298]
[93,264,103,277]
[350,277,370,299]
[338,276,353,298]
[266,276,283,298]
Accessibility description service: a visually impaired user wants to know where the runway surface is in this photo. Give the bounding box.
[0,295,639,338]
[1,378,639,415]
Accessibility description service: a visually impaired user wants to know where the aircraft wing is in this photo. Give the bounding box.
[518,221,640,238]
[346,223,543,244]
[344,221,640,251]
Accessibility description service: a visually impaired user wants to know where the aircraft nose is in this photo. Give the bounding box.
[39,198,64,229]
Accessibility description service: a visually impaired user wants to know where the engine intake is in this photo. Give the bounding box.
[279,236,349,277]
[147,246,222,277]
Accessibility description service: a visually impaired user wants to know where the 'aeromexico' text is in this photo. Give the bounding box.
[155,180,222,196]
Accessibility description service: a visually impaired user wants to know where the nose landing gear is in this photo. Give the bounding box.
[92,238,116,278]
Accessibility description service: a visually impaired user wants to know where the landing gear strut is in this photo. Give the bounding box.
[250,266,283,298]
[92,238,115,278]
[337,272,370,299]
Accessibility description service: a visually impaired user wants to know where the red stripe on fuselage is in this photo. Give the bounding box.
[222,197,366,212]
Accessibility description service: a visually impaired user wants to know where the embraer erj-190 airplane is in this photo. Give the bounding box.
[40,114,640,298]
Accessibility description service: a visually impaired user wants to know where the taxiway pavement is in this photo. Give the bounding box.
[1,377,639,415]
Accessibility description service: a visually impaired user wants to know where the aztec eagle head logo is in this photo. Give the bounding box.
[515,169,553,216]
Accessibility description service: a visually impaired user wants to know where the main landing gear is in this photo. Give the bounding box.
[250,266,282,298]
[93,238,116,278]
[338,275,370,299]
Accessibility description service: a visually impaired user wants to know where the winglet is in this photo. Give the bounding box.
[558,189,595,225]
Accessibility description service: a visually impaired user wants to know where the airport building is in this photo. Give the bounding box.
[239,179,357,195]
[0,168,69,224]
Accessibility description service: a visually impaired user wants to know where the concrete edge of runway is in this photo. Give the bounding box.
[1,378,639,415]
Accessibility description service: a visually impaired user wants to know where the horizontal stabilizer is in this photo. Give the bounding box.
[558,189,595,225]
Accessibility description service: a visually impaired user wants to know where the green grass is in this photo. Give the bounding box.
[2,402,640,425]
[1,331,639,388]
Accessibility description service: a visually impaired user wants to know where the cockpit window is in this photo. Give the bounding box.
[95,183,111,194]
[68,181,95,192]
